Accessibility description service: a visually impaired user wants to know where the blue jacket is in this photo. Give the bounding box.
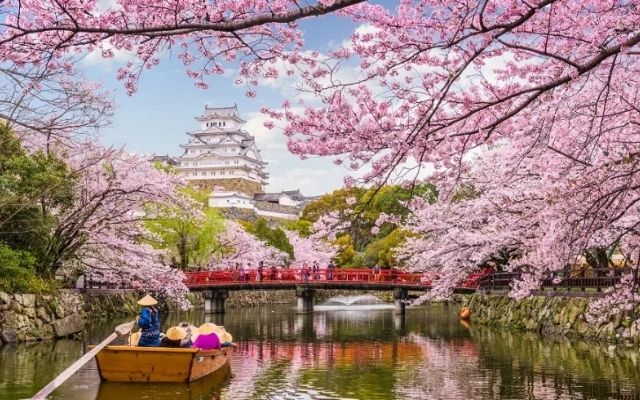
[137,307,160,347]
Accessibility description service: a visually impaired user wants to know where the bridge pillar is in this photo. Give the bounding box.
[393,288,408,315]
[296,287,315,313]
[203,290,229,314]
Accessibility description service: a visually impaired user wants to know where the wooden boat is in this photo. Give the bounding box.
[92,345,230,383]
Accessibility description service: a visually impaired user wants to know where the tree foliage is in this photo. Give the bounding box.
[145,201,225,270]
[0,124,75,283]
[306,184,436,266]
[242,218,294,260]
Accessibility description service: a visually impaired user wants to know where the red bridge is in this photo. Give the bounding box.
[183,268,481,314]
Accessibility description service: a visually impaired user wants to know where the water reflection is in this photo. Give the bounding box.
[2,303,640,399]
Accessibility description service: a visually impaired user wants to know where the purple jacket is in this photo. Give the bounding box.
[193,333,221,350]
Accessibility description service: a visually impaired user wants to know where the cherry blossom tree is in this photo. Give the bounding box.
[0,64,112,147]
[48,141,190,304]
[207,221,288,268]
[7,0,640,312]
[285,230,336,267]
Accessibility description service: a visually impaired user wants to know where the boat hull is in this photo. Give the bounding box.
[93,345,229,383]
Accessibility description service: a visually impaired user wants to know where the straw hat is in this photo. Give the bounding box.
[198,322,222,336]
[165,326,188,341]
[137,294,157,306]
[128,331,141,346]
[198,323,233,342]
[219,329,233,343]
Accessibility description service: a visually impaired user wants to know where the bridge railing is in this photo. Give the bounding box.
[476,267,632,292]
[184,268,433,287]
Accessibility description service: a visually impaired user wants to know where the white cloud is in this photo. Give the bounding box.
[243,111,287,151]
[81,43,136,69]
[266,164,345,196]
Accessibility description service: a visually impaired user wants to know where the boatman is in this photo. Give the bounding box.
[136,294,161,347]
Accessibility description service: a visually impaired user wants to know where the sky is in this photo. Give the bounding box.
[80,2,397,197]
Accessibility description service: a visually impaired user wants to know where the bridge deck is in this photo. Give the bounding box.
[184,268,481,293]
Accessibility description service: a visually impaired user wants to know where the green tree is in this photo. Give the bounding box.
[301,183,437,265]
[282,219,313,237]
[0,124,75,279]
[358,228,414,268]
[242,218,294,259]
[145,196,225,270]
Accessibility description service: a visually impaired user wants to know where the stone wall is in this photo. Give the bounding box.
[190,178,263,194]
[459,293,640,344]
[254,200,300,214]
[0,290,156,344]
[0,290,85,343]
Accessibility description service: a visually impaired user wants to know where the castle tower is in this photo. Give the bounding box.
[176,105,268,195]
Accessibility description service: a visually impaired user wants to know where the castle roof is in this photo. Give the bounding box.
[196,104,246,123]
[150,154,178,165]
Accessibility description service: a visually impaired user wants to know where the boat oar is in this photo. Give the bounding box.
[31,321,135,400]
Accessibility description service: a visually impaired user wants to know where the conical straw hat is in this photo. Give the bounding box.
[137,294,157,306]
[166,326,188,341]
[198,322,222,336]
[220,329,233,343]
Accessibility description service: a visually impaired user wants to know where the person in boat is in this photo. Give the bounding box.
[218,328,234,348]
[159,326,187,348]
[136,294,161,347]
[178,322,200,348]
[193,323,222,350]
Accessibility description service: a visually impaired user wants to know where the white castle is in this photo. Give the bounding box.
[152,105,308,220]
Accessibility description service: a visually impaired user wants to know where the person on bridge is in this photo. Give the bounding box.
[257,261,264,282]
[136,294,161,347]
[327,261,335,280]
[373,264,381,281]
[270,264,278,281]
[233,262,240,281]
[312,261,320,280]
[302,262,311,282]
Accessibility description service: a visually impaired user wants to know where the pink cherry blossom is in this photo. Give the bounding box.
[285,230,336,267]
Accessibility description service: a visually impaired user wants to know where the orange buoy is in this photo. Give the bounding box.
[459,307,471,320]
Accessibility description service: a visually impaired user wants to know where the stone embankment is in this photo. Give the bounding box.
[459,293,640,343]
[0,290,144,343]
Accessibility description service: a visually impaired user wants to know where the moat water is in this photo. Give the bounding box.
[1,302,640,399]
